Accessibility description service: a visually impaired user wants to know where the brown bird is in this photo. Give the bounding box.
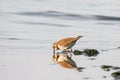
[52,54,81,72]
[52,36,83,57]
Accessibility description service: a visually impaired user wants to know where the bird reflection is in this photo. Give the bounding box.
[52,52,81,72]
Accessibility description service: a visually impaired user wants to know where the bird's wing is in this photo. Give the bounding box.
[58,38,77,46]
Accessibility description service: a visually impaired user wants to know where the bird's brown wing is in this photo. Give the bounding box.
[58,38,77,46]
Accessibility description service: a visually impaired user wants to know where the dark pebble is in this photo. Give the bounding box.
[111,71,120,78]
[101,65,111,71]
[73,50,83,55]
[83,49,99,57]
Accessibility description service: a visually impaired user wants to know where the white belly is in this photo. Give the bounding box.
[58,45,67,50]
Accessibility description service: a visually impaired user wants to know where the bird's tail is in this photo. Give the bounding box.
[75,68,82,72]
[76,36,83,40]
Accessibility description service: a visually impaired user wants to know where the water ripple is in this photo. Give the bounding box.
[10,11,120,21]
[0,38,21,40]
[14,21,73,27]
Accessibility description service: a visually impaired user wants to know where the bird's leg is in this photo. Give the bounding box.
[70,48,73,57]
[53,49,55,54]
[65,49,69,57]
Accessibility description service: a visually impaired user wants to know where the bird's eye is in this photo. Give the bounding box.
[57,55,59,59]
[57,47,59,49]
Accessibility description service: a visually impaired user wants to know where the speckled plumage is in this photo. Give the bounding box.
[52,36,83,57]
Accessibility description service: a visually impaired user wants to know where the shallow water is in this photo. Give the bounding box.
[0,0,120,80]
[0,0,120,52]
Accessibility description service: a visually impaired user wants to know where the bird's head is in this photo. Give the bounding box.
[52,42,59,50]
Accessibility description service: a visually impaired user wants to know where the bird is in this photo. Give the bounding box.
[52,36,83,57]
[52,54,81,72]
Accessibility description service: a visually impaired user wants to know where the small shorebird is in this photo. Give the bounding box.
[52,54,81,72]
[52,36,83,57]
